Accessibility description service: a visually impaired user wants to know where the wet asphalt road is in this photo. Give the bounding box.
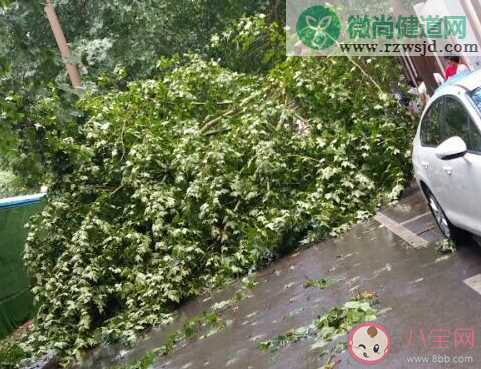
[79,187,481,369]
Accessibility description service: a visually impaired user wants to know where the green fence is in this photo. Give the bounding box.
[0,195,44,339]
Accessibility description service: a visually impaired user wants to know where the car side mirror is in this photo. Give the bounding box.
[435,136,468,160]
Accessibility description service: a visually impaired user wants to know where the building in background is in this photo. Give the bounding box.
[400,0,481,94]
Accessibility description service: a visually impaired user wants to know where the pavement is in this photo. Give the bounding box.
[79,187,481,369]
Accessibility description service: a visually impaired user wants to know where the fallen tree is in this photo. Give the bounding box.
[22,53,414,363]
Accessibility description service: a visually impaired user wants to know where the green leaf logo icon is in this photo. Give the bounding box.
[296,5,341,50]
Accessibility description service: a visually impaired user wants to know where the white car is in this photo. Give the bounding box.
[413,70,481,242]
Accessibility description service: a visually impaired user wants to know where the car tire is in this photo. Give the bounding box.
[424,188,470,244]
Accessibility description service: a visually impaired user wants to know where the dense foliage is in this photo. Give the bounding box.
[22,51,414,362]
[0,170,25,197]
[0,0,281,85]
[0,0,283,183]
[0,338,27,369]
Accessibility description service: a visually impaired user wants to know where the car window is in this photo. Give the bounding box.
[469,117,481,153]
[420,98,443,147]
[444,97,470,145]
[468,88,481,152]
[471,88,481,112]
[444,96,481,153]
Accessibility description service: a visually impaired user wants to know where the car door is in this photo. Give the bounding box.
[436,96,481,234]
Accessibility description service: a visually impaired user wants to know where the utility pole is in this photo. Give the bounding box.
[44,0,81,89]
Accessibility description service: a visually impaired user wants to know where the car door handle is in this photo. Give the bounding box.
[421,161,430,169]
[443,166,453,175]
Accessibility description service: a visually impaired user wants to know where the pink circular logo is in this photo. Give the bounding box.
[348,323,391,365]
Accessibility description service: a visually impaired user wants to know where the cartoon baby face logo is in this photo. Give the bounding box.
[348,323,391,365]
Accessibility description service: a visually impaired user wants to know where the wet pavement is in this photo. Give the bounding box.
[78,187,481,369]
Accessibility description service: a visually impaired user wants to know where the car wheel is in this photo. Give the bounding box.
[425,189,468,243]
